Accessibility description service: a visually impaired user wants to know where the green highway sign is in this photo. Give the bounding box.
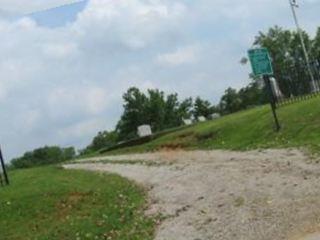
[248,48,273,77]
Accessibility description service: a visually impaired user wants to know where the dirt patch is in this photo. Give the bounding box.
[55,191,91,220]
[65,149,320,240]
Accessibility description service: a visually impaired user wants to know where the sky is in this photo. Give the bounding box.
[0,0,319,161]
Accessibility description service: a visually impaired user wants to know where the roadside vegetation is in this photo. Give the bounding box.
[0,167,155,240]
[10,146,76,169]
[103,95,320,155]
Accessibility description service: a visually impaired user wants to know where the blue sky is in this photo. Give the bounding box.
[0,0,319,161]
[29,1,87,28]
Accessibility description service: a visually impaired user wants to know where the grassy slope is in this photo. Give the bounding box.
[0,167,155,240]
[107,96,320,155]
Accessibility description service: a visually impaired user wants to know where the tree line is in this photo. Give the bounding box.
[81,80,266,154]
[11,146,75,169]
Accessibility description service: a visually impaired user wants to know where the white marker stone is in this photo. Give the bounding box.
[198,116,206,122]
[183,119,193,125]
[211,113,221,120]
[137,125,152,137]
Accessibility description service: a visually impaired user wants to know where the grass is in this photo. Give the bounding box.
[0,167,155,240]
[102,96,320,155]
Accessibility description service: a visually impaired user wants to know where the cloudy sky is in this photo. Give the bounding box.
[0,0,319,161]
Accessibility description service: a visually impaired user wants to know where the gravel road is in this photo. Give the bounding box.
[64,149,320,240]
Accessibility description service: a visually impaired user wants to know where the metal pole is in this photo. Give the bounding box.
[264,75,281,131]
[0,147,9,185]
[289,0,318,92]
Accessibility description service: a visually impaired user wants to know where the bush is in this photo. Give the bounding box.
[11,146,75,169]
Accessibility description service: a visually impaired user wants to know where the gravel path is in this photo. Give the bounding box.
[64,149,320,240]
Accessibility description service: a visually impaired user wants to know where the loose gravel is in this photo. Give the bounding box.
[64,149,320,240]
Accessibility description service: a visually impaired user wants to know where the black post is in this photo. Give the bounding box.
[0,147,9,185]
[263,75,281,132]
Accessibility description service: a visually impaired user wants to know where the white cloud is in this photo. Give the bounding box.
[47,86,111,116]
[156,45,201,66]
[58,118,107,139]
[43,42,79,59]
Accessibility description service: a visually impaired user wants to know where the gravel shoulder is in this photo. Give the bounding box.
[64,149,320,240]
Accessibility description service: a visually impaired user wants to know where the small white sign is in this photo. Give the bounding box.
[137,125,152,137]
[211,113,221,120]
[183,119,193,125]
[198,116,206,122]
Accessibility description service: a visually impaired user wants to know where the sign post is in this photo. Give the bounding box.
[248,48,281,131]
[0,147,9,186]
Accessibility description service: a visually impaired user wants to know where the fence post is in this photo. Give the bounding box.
[0,147,9,186]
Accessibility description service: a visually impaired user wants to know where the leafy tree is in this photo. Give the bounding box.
[11,146,75,169]
[254,26,313,96]
[312,27,320,59]
[116,88,197,141]
[82,131,118,154]
[238,81,268,109]
[219,88,242,114]
[164,93,181,128]
[193,97,214,119]
[178,97,193,120]
[116,87,148,140]
[145,89,166,131]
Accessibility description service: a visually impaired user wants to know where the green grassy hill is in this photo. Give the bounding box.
[105,96,320,155]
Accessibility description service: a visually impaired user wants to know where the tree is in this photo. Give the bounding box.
[90,131,118,151]
[238,81,268,109]
[11,146,76,169]
[145,89,166,131]
[219,88,242,114]
[116,88,198,141]
[178,97,193,120]
[254,26,313,96]
[116,87,148,140]
[164,93,181,128]
[193,97,214,119]
[312,27,320,60]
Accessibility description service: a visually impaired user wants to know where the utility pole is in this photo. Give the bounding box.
[289,0,318,92]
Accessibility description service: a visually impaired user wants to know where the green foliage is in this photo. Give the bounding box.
[253,26,320,96]
[178,97,193,119]
[116,87,149,140]
[312,27,320,59]
[220,88,242,114]
[219,81,267,114]
[105,96,320,155]
[81,131,118,155]
[193,97,215,119]
[11,146,75,169]
[0,167,155,240]
[116,87,199,141]
[238,81,268,108]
